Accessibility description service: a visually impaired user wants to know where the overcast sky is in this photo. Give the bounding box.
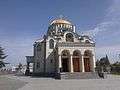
[0,0,120,65]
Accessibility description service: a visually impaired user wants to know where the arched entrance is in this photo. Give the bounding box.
[61,50,70,72]
[84,50,92,72]
[73,50,80,72]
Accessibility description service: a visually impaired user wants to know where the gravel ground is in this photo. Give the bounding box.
[1,75,120,90]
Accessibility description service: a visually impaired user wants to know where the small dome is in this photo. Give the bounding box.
[50,19,71,25]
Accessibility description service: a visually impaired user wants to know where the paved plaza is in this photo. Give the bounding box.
[0,75,120,90]
[0,75,27,90]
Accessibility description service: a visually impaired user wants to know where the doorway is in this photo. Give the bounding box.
[62,58,69,72]
[84,58,91,72]
[73,58,80,72]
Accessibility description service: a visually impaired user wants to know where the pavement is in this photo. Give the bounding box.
[0,75,27,90]
[0,74,120,90]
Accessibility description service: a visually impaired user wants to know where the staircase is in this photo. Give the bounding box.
[60,72,100,79]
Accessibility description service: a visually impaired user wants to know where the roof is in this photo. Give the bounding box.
[50,19,71,25]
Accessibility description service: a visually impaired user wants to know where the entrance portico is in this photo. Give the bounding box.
[58,49,95,73]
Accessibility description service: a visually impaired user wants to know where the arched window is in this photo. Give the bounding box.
[49,39,54,49]
[85,40,90,43]
[66,33,74,42]
[37,44,41,51]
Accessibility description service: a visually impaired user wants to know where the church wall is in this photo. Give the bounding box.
[74,37,80,42]
[45,37,56,73]
[33,45,36,73]
[33,42,45,73]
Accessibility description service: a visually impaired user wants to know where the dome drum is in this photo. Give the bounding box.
[47,18,76,36]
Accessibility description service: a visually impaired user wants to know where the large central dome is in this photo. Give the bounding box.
[47,18,75,36]
[50,19,71,25]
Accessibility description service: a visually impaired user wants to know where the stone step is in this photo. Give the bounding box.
[60,72,100,79]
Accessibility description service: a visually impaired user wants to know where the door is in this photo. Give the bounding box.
[84,58,90,72]
[73,58,80,72]
[62,58,69,72]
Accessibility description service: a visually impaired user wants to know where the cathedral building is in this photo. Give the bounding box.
[26,18,97,79]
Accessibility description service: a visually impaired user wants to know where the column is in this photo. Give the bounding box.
[92,55,96,72]
[73,26,75,32]
[70,55,73,72]
[58,55,62,73]
[81,55,85,72]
